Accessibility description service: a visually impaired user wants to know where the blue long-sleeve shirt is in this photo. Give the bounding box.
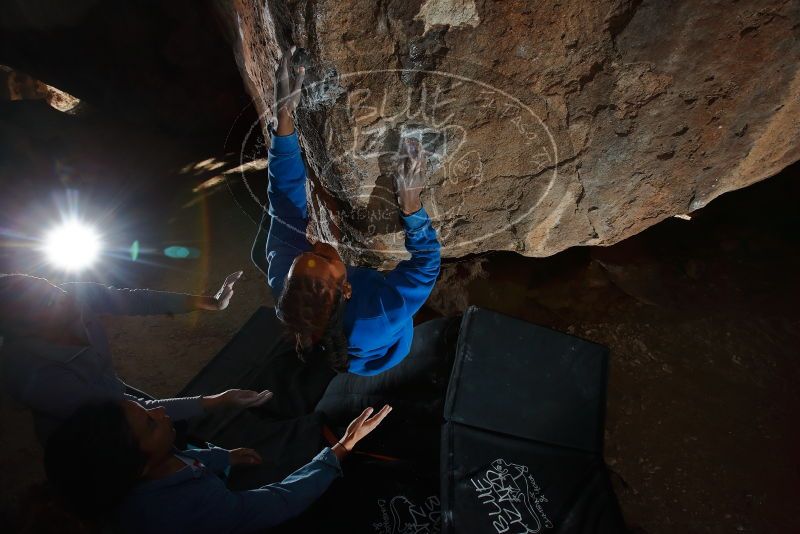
[115,446,342,533]
[264,130,441,376]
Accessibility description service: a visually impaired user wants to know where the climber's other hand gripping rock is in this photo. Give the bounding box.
[274,45,305,136]
[395,138,426,216]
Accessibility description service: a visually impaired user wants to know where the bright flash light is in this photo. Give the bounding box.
[43,221,101,271]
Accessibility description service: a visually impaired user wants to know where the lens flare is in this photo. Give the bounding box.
[43,221,101,271]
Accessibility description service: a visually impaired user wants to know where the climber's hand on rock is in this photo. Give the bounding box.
[274,46,305,135]
[394,138,426,216]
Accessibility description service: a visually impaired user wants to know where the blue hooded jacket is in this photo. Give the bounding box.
[263,130,441,376]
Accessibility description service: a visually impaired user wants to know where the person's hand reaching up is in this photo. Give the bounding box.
[194,271,243,311]
[332,405,393,461]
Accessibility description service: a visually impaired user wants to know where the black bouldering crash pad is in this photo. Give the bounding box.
[444,307,608,454]
[441,307,625,533]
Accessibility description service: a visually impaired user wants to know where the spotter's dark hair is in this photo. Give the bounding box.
[44,401,145,521]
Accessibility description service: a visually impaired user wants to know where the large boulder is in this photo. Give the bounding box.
[219,0,800,264]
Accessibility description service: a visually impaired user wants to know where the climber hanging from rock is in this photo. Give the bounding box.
[252,46,441,376]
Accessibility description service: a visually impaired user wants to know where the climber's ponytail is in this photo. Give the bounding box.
[277,275,351,373]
